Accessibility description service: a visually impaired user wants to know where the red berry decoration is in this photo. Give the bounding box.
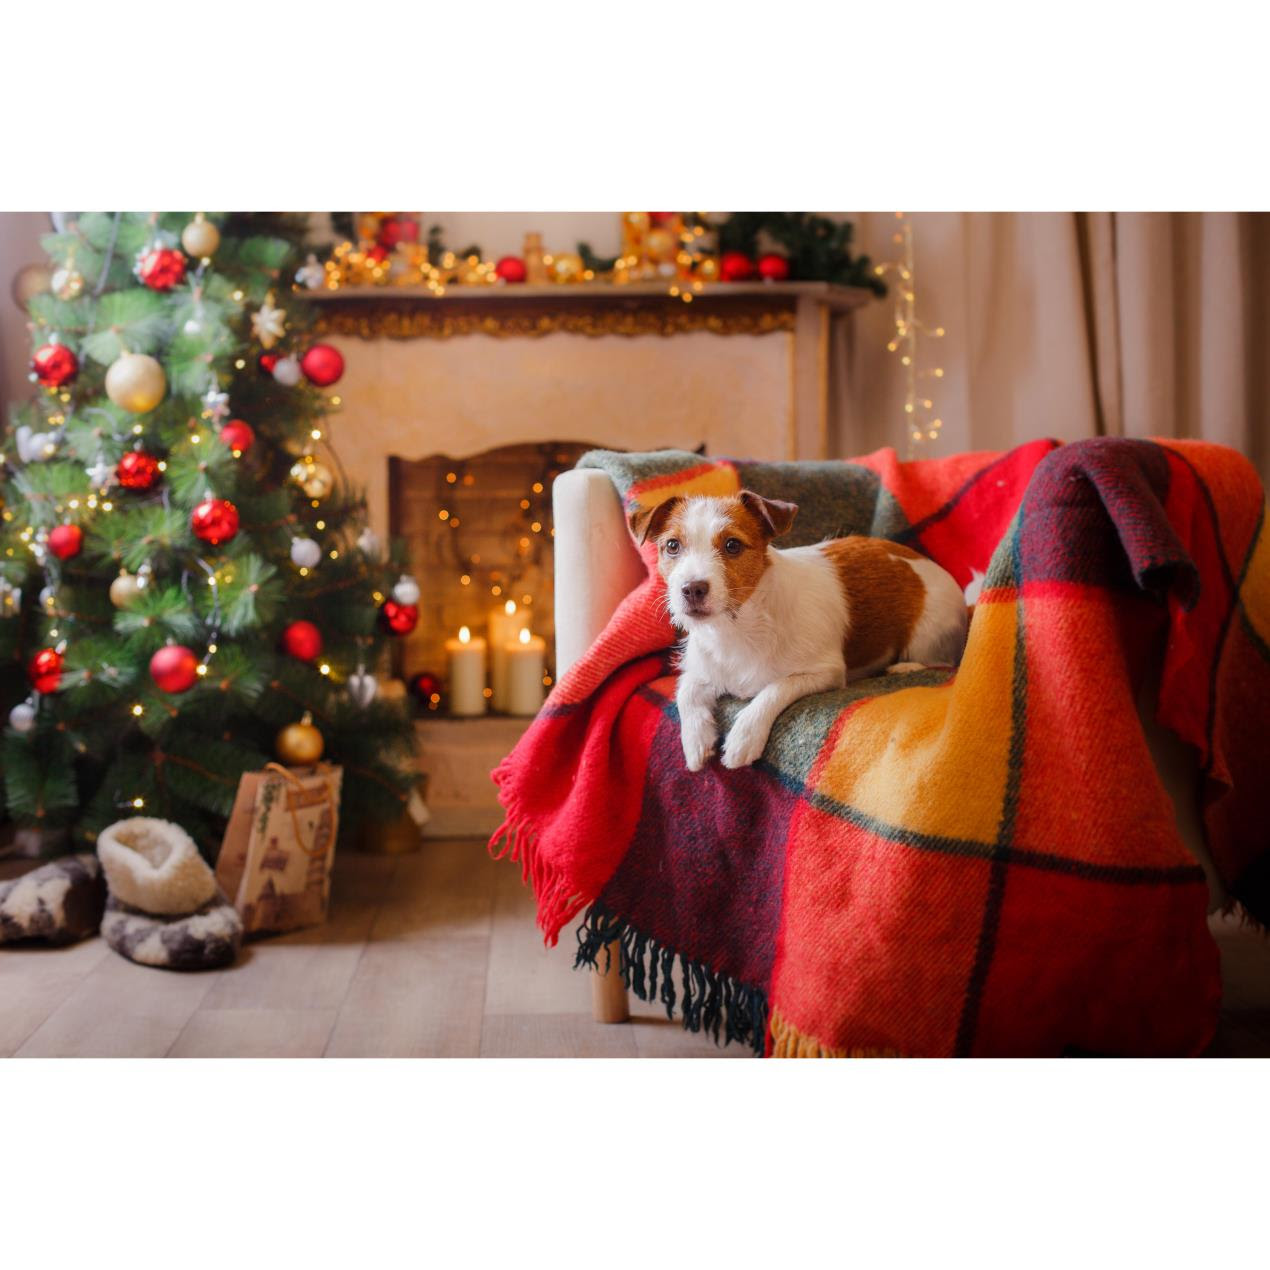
[299,344,344,388]
[281,620,323,661]
[31,343,78,388]
[380,599,419,635]
[719,251,756,283]
[494,256,527,284]
[28,647,64,694]
[116,449,161,491]
[258,352,279,376]
[219,419,255,455]
[149,644,199,694]
[376,217,420,250]
[135,246,187,292]
[190,496,239,545]
[47,524,83,560]
[757,253,791,282]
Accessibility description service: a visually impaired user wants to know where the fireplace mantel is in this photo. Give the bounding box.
[311,282,874,539]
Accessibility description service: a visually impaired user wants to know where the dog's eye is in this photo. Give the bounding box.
[723,538,744,556]
[663,538,680,555]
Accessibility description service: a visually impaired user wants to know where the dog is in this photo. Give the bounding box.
[629,490,969,771]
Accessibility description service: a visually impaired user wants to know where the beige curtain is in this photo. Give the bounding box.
[841,212,1270,482]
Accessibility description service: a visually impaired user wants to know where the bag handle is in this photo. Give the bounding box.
[263,762,336,858]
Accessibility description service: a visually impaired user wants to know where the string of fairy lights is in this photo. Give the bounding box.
[873,212,947,458]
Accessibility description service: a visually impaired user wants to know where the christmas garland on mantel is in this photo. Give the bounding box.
[713,213,886,295]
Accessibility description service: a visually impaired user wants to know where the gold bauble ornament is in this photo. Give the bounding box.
[11,262,51,311]
[645,227,677,263]
[51,266,85,300]
[105,352,167,414]
[289,458,335,500]
[276,714,324,765]
[109,571,145,609]
[181,214,220,259]
[550,251,584,284]
[695,256,720,282]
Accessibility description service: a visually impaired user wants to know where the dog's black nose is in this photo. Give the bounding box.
[681,580,710,607]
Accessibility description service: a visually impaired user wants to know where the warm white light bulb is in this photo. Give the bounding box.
[518,628,530,645]
[459,626,471,644]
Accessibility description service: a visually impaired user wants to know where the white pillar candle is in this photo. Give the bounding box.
[504,627,546,716]
[445,626,488,716]
[488,598,521,711]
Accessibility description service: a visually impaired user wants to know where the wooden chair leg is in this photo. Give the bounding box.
[590,939,630,1023]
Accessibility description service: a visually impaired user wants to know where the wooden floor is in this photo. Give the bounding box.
[2,839,1268,1058]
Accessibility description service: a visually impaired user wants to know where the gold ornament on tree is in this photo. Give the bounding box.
[105,352,167,414]
[276,712,324,765]
[109,570,146,609]
[181,213,220,259]
[873,212,946,458]
[10,262,51,311]
[289,457,334,500]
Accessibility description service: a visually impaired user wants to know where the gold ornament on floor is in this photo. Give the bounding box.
[276,712,324,765]
[251,295,288,349]
[181,213,220,259]
[105,352,167,414]
[109,570,146,609]
[289,457,334,500]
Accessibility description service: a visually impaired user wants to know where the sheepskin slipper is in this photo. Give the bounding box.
[96,817,241,970]
[0,853,105,945]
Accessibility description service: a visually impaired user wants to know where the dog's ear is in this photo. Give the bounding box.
[739,490,798,539]
[627,495,682,545]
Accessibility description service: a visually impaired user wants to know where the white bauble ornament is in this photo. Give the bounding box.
[357,527,381,558]
[38,585,57,612]
[272,356,302,387]
[290,537,322,569]
[296,254,325,290]
[347,670,378,708]
[16,426,57,464]
[391,574,420,606]
[202,387,230,422]
[86,455,114,488]
[105,353,166,414]
[9,701,36,733]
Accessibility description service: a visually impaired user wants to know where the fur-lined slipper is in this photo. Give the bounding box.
[0,853,105,945]
[97,818,242,971]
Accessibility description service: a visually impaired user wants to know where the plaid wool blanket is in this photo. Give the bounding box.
[491,438,1270,1056]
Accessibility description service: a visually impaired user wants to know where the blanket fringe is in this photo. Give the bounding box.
[489,817,587,946]
[768,1008,902,1058]
[574,903,769,1055]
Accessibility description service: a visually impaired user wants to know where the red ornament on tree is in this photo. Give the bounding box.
[190,496,239,545]
[719,251,756,282]
[757,253,791,281]
[28,647,64,694]
[116,449,161,491]
[47,524,83,560]
[494,256,527,284]
[258,352,279,376]
[376,217,420,250]
[149,644,199,694]
[300,344,344,388]
[219,419,255,455]
[31,343,78,388]
[135,246,187,292]
[380,600,418,635]
[409,670,442,702]
[366,245,389,263]
[281,620,322,661]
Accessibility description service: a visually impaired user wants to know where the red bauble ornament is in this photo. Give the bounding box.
[494,256,527,284]
[281,619,323,661]
[366,245,389,263]
[135,246,187,291]
[648,213,677,226]
[219,419,255,455]
[31,343,78,388]
[258,352,279,376]
[28,647,64,694]
[116,449,161,491]
[376,217,420,250]
[300,344,344,388]
[757,253,791,282]
[380,600,419,636]
[190,496,239,545]
[149,644,199,694]
[719,251,756,283]
[409,670,442,702]
[47,524,83,560]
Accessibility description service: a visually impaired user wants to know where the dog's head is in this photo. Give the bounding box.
[628,490,798,628]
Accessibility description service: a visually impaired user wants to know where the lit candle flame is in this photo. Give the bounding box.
[518,628,530,645]
[504,599,516,615]
[459,626,471,644]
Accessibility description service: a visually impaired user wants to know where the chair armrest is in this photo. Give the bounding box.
[553,469,646,678]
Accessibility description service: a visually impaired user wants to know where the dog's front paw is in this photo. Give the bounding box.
[680,709,718,772]
[721,706,771,769]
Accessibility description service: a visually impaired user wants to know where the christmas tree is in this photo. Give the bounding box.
[1,212,419,856]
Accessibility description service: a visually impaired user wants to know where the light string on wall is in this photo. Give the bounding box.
[873,212,946,459]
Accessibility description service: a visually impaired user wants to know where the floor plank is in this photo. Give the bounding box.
[170,1008,339,1058]
[0,937,112,1057]
[481,1012,638,1058]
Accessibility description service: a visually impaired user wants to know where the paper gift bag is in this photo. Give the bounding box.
[215,762,343,935]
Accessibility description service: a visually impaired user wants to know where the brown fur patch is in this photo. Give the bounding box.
[820,537,926,671]
[715,501,772,611]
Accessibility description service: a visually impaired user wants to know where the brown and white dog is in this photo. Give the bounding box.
[629,490,968,771]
